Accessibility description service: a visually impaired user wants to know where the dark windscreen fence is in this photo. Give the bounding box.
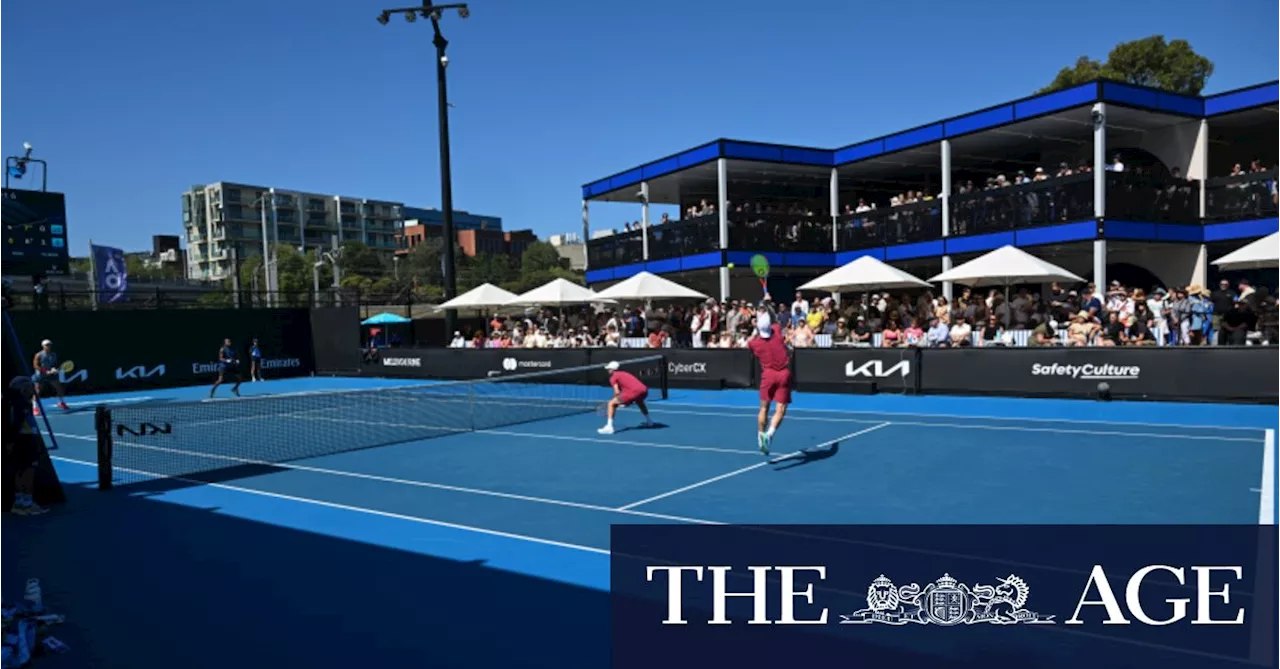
[95,354,667,489]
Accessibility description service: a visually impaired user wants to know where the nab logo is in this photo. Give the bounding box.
[845,360,910,378]
[116,423,172,437]
[116,365,166,380]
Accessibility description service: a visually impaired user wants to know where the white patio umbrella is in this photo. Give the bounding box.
[929,245,1084,287]
[1211,232,1279,270]
[594,271,709,301]
[508,278,616,306]
[434,283,519,311]
[800,255,932,293]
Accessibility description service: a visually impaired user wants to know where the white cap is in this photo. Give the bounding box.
[756,313,773,338]
[41,339,52,347]
[604,361,620,372]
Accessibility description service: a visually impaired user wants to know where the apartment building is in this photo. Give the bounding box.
[401,206,503,232]
[397,221,537,259]
[182,181,404,281]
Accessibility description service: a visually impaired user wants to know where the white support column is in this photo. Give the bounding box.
[639,181,650,261]
[717,158,730,301]
[717,158,729,250]
[829,168,840,252]
[581,200,590,271]
[1193,119,1209,289]
[1092,102,1107,289]
[940,139,953,301]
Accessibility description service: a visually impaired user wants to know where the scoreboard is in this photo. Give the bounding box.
[2,188,69,276]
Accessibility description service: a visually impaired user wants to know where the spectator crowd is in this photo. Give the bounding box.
[447,277,1277,350]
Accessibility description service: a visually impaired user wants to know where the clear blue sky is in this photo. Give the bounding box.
[2,0,1276,254]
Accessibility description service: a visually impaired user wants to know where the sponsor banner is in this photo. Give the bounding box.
[920,347,1278,401]
[9,308,315,394]
[366,349,592,380]
[793,348,919,394]
[612,525,1278,669]
[600,349,755,389]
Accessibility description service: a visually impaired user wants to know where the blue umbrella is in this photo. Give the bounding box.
[361,312,411,325]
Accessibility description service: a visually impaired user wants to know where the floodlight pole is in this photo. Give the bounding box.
[378,1,468,339]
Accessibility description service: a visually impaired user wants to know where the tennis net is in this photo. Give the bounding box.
[94,354,667,489]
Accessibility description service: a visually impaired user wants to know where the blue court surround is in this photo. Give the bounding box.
[4,377,1275,668]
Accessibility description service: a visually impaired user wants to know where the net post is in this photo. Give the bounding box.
[94,405,113,490]
[659,354,669,400]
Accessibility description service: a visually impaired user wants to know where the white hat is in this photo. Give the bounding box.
[756,313,773,338]
[41,339,52,347]
[604,361,620,372]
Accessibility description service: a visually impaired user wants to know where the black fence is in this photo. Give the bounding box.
[727,212,832,253]
[949,173,1095,236]
[838,199,943,250]
[360,345,1277,404]
[649,215,720,260]
[2,286,422,314]
[1106,172,1200,223]
[7,308,319,394]
[586,227,646,268]
[1205,170,1278,223]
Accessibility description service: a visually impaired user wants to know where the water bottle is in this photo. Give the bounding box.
[23,578,42,614]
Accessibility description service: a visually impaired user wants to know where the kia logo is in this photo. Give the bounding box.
[845,360,910,378]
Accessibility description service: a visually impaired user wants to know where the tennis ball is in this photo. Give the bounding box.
[727,263,735,268]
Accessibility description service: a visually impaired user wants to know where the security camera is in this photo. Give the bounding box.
[457,6,470,18]
[1090,108,1104,128]
[635,189,648,203]
[376,11,390,24]
[430,10,442,21]
[440,55,449,67]
[22,142,32,151]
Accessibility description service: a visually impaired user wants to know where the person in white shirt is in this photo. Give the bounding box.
[1108,154,1125,173]
[1147,288,1168,344]
[792,292,810,319]
[949,317,973,347]
[449,331,466,348]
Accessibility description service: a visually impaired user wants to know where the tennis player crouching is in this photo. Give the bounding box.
[598,360,653,435]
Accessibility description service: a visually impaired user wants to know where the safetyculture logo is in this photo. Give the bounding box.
[1030,363,1140,380]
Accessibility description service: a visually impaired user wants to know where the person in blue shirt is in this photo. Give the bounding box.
[209,338,242,398]
[30,339,69,415]
[249,338,264,382]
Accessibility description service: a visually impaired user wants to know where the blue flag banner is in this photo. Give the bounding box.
[91,244,127,304]
[612,525,1278,669]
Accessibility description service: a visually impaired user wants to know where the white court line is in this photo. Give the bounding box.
[50,455,611,555]
[63,396,155,408]
[49,456,1261,668]
[644,407,1262,443]
[54,432,720,526]
[617,423,892,511]
[1259,429,1275,525]
[660,399,1268,432]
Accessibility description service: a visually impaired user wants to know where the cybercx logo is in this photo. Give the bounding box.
[845,359,910,379]
[644,565,1249,627]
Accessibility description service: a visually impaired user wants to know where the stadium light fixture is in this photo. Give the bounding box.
[375,1,469,338]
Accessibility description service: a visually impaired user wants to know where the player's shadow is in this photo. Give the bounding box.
[614,422,669,434]
[772,443,839,471]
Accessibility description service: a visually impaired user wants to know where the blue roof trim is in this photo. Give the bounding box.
[1203,217,1279,242]
[1205,82,1279,116]
[584,79,1276,199]
[1101,82,1203,116]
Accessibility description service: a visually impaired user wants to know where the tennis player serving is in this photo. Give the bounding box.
[209,337,243,398]
[748,308,791,455]
[31,339,70,415]
[597,360,653,435]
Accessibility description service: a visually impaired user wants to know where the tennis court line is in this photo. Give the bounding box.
[54,432,722,526]
[616,423,893,511]
[1260,429,1275,525]
[48,457,1262,668]
[645,407,1264,442]
[660,400,1269,432]
[63,396,155,408]
[49,455,613,555]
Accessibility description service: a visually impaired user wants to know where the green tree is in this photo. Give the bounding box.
[1040,36,1213,95]
[459,253,517,290]
[520,241,566,276]
[337,240,385,280]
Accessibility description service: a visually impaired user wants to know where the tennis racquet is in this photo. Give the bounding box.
[750,254,770,298]
[59,361,74,373]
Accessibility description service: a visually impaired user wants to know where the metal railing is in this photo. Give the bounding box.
[728,211,832,253]
[839,198,944,250]
[1106,172,1200,223]
[949,173,1094,237]
[1205,170,1278,223]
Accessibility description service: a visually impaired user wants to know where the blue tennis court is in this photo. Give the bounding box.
[8,377,1277,668]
